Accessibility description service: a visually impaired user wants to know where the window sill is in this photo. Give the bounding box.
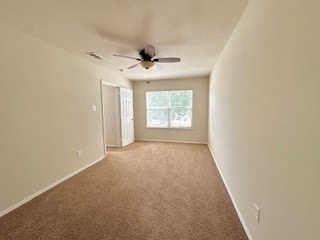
[146,126,194,130]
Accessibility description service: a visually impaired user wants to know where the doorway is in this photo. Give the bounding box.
[100,80,134,153]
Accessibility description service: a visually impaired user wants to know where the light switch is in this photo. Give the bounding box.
[91,105,97,112]
[254,203,260,223]
[77,150,82,158]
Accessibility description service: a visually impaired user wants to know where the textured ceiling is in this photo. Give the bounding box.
[0,0,248,81]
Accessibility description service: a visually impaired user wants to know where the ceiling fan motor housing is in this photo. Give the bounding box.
[139,48,155,69]
[139,49,154,60]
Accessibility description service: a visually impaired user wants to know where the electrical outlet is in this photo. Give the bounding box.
[254,203,260,223]
[77,150,82,158]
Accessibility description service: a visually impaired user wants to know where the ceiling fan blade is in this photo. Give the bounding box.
[153,63,163,72]
[113,54,141,61]
[153,57,181,63]
[127,63,140,69]
[144,45,156,57]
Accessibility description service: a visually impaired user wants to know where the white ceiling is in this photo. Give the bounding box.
[0,0,248,81]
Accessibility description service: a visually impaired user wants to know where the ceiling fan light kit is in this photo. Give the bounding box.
[140,60,154,69]
[113,44,181,70]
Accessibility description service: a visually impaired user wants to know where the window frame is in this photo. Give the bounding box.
[145,89,194,129]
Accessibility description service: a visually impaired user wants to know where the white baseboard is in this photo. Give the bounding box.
[135,139,207,145]
[207,144,253,240]
[0,155,106,218]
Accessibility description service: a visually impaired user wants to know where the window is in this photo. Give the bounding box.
[146,90,193,128]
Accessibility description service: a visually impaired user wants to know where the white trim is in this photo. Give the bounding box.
[115,87,121,147]
[0,155,106,217]
[207,144,253,240]
[100,79,130,90]
[100,81,122,154]
[146,127,194,130]
[135,139,207,145]
[101,80,119,87]
[100,80,107,156]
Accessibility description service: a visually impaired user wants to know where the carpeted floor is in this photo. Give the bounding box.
[0,141,248,240]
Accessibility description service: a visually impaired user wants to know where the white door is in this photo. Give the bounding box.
[120,87,134,147]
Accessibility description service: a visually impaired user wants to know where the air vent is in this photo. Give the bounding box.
[86,52,104,60]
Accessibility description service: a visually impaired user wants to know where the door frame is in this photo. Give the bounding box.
[100,80,121,156]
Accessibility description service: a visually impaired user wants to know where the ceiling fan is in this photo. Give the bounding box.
[113,45,181,70]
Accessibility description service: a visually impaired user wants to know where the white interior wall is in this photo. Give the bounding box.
[103,85,119,147]
[208,1,320,239]
[133,77,209,144]
[0,22,132,214]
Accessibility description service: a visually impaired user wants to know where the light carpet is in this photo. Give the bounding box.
[0,141,248,240]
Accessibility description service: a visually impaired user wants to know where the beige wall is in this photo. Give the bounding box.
[0,23,131,214]
[133,77,208,143]
[208,1,320,240]
[103,85,119,147]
